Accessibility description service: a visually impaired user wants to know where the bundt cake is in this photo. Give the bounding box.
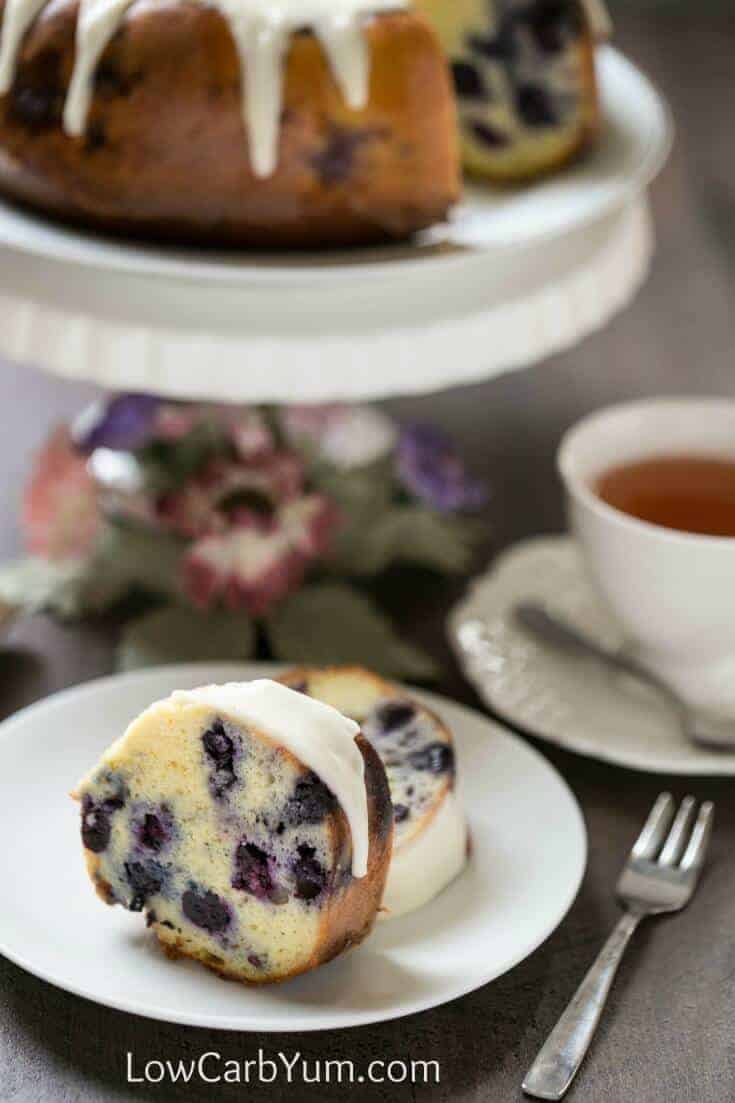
[414,0,604,183]
[73,679,393,984]
[279,667,468,919]
[0,1,460,246]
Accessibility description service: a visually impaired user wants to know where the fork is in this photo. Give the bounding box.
[523,793,714,1100]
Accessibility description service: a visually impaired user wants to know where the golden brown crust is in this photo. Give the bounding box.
[0,4,460,246]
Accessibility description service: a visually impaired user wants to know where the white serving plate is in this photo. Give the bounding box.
[449,537,735,776]
[0,48,670,285]
[0,662,586,1031]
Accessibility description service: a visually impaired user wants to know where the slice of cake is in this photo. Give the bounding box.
[414,0,602,183]
[279,667,468,919]
[0,3,460,247]
[73,680,392,984]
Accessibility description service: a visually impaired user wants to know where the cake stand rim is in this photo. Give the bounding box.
[0,196,654,403]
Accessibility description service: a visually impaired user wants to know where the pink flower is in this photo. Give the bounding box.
[215,406,273,460]
[155,403,273,460]
[280,404,344,444]
[154,403,205,442]
[182,495,337,616]
[22,426,100,561]
[156,454,303,539]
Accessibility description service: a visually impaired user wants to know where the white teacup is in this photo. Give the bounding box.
[558,397,735,717]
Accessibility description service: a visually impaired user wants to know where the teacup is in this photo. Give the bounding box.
[558,397,735,717]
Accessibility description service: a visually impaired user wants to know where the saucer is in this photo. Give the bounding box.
[449,537,735,776]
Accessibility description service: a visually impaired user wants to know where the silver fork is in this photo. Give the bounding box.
[523,793,715,1101]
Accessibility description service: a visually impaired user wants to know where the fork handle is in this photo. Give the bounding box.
[523,911,641,1100]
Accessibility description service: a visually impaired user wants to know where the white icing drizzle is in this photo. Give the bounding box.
[380,790,467,920]
[0,0,407,177]
[0,0,48,94]
[173,680,370,879]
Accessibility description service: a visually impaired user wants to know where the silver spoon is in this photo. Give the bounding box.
[514,602,735,751]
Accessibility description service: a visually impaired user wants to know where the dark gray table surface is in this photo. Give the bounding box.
[1,7,734,1102]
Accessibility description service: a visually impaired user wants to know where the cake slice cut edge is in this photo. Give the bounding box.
[278,666,470,920]
[72,679,393,985]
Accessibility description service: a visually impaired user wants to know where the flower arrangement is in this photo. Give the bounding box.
[0,395,487,677]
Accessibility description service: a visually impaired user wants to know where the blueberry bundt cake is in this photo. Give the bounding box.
[73,680,393,984]
[280,667,468,919]
[0,0,460,246]
[414,0,605,183]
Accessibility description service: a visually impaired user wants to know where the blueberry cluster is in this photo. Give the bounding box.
[80,792,125,853]
[202,720,240,800]
[451,0,584,145]
[230,770,335,909]
[363,700,455,830]
[182,886,233,935]
[232,841,288,904]
[124,804,176,910]
[285,772,337,826]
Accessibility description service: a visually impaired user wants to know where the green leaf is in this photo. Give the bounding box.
[0,557,109,618]
[136,419,227,494]
[117,605,256,672]
[93,522,185,599]
[265,582,437,681]
[311,462,393,519]
[330,507,478,576]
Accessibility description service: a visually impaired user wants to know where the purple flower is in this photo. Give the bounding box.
[72,394,161,454]
[397,424,488,513]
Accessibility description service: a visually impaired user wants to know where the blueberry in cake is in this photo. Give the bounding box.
[0,0,460,247]
[279,667,468,919]
[414,0,606,182]
[73,679,393,984]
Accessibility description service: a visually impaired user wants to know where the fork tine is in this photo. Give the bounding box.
[659,796,698,866]
[632,793,675,860]
[680,801,715,875]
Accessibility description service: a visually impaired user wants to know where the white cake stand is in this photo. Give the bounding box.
[0,48,671,404]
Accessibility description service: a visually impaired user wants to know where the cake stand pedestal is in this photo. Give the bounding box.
[0,197,652,404]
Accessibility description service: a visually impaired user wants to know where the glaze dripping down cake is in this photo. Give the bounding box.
[0,0,460,246]
[414,0,602,182]
[279,667,468,919]
[73,680,393,984]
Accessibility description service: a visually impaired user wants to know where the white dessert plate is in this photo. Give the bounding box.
[449,537,735,776]
[0,662,586,1032]
[0,47,670,285]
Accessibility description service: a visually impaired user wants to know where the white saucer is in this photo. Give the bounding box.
[449,537,735,776]
[0,662,586,1032]
[0,48,670,285]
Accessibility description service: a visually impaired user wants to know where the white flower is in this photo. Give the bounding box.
[282,404,397,470]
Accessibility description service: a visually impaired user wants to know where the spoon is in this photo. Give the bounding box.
[514,602,735,751]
